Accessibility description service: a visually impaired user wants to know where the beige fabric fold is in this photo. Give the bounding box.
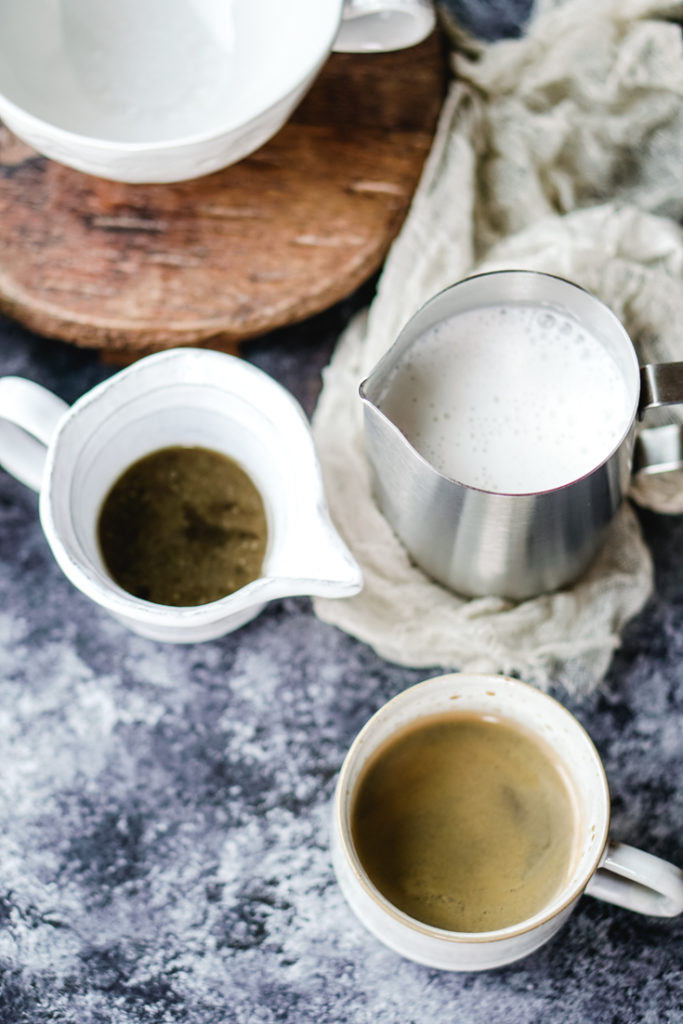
[312,0,683,692]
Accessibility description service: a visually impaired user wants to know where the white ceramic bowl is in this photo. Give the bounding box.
[0,0,435,183]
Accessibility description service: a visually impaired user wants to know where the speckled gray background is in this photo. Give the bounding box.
[1,2,682,1022]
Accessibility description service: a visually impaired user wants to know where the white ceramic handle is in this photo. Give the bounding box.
[0,377,68,492]
[334,0,435,52]
[585,840,683,917]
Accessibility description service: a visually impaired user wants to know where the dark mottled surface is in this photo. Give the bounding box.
[1,281,682,1024]
[443,0,533,37]
[1,3,682,1022]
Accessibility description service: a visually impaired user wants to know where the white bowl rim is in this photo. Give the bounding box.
[0,0,343,154]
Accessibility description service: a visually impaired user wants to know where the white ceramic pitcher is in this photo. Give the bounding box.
[0,348,363,641]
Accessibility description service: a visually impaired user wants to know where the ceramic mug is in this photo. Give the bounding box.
[361,271,683,600]
[0,348,363,642]
[0,0,435,183]
[331,673,683,971]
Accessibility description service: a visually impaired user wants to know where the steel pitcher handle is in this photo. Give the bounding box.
[0,377,68,492]
[585,840,683,917]
[634,361,683,475]
[334,0,435,52]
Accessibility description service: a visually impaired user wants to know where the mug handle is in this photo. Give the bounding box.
[0,378,68,492]
[334,0,435,52]
[634,361,683,474]
[585,840,683,917]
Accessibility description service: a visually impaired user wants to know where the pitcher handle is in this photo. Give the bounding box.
[634,361,683,475]
[0,378,68,492]
[585,840,683,917]
[334,0,435,52]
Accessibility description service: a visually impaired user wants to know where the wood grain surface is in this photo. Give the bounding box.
[0,33,447,361]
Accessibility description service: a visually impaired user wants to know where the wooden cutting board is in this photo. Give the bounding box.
[0,33,447,361]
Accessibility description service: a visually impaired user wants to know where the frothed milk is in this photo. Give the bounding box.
[379,302,633,493]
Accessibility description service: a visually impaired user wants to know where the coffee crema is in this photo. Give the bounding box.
[350,712,578,933]
[379,302,633,494]
[98,445,267,606]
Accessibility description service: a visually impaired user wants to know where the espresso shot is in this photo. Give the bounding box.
[97,445,268,606]
[350,712,578,933]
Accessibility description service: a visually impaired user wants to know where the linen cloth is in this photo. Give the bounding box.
[312,0,683,692]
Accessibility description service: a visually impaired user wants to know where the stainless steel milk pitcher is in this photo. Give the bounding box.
[360,271,683,600]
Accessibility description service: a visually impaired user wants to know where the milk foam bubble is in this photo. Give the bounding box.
[379,303,633,494]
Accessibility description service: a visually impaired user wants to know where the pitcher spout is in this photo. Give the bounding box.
[262,504,363,601]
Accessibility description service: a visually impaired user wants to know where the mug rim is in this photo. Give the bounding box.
[334,672,610,945]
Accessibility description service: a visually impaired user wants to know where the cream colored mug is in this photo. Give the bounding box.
[332,673,683,971]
